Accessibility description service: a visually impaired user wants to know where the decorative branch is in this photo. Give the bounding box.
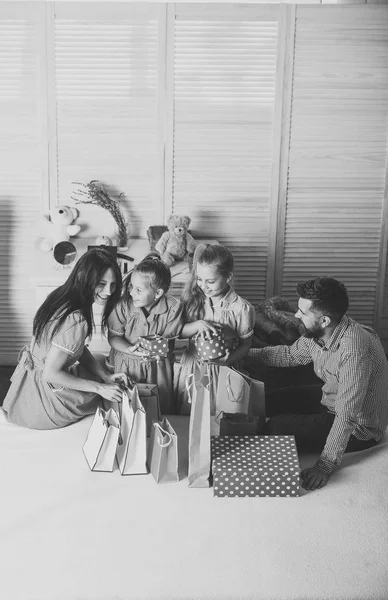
[71,180,129,247]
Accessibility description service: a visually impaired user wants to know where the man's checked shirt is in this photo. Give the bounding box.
[249,316,388,474]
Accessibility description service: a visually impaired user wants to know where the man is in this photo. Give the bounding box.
[249,277,388,491]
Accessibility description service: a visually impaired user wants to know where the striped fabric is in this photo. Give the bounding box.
[249,316,388,475]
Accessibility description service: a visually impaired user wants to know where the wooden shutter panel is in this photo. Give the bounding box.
[53,3,162,239]
[0,3,43,364]
[280,5,388,326]
[171,4,279,306]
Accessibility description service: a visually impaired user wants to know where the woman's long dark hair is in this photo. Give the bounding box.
[33,248,122,344]
[181,244,234,322]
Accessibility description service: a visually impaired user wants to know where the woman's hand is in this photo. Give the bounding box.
[195,320,220,340]
[97,382,125,403]
[104,372,130,387]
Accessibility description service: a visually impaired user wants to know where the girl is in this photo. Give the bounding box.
[176,243,255,414]
[106,255,183,413]
[3,248,127,429]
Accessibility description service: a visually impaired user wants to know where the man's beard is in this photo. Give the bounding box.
[303,322,323,339]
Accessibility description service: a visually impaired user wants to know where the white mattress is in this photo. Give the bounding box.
[0,409,387,600]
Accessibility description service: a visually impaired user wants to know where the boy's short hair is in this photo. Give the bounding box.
[296,277,349,321]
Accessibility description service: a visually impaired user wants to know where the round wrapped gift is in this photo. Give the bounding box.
[195,329,226,361]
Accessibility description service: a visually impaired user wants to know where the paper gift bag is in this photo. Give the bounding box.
[219,412,262,437]
[195,329,226,361]
[187,373,212,488]
[116,386,148,475]
[215,367,265,429]
[83,407,120,472]
[147,418,179,484]
[232,368,266,420]
[138,334,168,357]
[136,383,161,437]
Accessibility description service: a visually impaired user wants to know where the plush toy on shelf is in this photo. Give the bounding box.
[95,235,112,246]
[40,205,81,252]
[155,214,196,267]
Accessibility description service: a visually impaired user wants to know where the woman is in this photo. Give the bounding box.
[3,247,127,429]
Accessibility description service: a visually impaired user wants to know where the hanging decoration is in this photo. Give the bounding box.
[71,180,129,248]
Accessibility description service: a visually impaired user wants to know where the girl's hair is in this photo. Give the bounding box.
[122,254,171,304]
[33,248,122,344]
[181,244,234,321]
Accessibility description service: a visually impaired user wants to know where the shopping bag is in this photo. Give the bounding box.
[187,372,211,488]
[214,366,265,435]
[83,407,120,472]
[136,383,161,437]
[147,418,179,484]
[219,412,263,436]
[116,385,148,475]
[232,368,265,420]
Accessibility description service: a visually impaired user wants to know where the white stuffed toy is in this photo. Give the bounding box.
[155,214,196,267]
[40,205,81,252]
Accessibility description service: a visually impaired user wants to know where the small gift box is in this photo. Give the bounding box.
[219,412,265,436]
[211,435,300,498]
[138,335,168,357]
[195,328,226,361]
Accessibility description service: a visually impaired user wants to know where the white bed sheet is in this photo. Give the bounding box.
[0,409,387,600]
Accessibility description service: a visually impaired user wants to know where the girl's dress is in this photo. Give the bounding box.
[3,312,100,429]
[107,294,183,414]
[175,287,255,414]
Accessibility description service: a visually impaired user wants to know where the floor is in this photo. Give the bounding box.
[0,367,14,406]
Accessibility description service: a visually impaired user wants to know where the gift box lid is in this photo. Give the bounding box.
[211,435,300,498]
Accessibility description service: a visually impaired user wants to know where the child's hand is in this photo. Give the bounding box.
[195,320,220,340]
[125,343,161,363]
[217,350,230,366]
[207,349,230,366]
[126,343,140,354]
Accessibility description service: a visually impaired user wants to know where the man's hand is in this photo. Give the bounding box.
[300,466,330,491]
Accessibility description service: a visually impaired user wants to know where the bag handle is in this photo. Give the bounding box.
[225,372,244,404]
[185,373,195,404]
[214,410,224,425]
[153,423,172,448]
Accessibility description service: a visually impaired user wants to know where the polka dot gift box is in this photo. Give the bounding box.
[211,436,300,497]
[138,335,168,357]
[195,329,226,361]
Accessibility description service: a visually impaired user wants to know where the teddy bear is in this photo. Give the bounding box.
[155,214,196,266]
[40,205,81,252]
